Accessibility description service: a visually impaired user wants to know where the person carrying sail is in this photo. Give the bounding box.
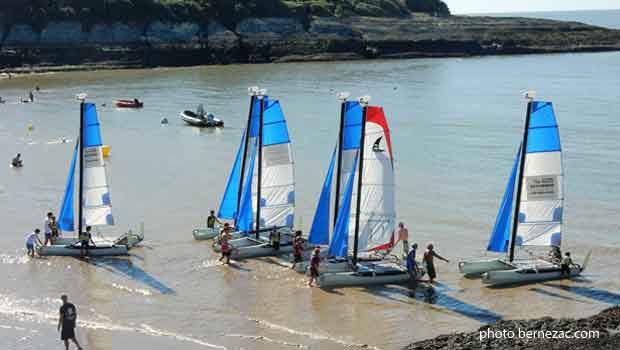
[422,243,449,284]
[25,229,43,257]
[79,226,96,257]
[560,252,578,277]
[206,210,222,229]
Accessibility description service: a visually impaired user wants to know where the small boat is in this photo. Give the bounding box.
[41,97,144,257]
[38,243,128,257]
[115,99,143,108]
[53,226,144,248]
[315,96,408,288]
[209,89,297,259]
[193,227,220,240]
[180,111,223,127]
[460,93,579,286]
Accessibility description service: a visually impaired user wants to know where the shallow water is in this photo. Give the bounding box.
[1,43,620,350]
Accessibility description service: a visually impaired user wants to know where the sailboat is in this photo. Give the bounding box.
[39,96,143,257]
[459,93,587,286]
[209,88,300,259]
[293,94,385,273]
[317,96,409,288]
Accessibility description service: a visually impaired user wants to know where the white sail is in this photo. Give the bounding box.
[516,102,562,247]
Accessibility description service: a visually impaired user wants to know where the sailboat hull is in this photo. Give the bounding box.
[482,265,582,286]
[52,232,143,248]
[192,227,221,240]
[317,262,409,288]
[38,244,129,257]
[458,258,514,278]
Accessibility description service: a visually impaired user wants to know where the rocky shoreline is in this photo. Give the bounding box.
[404,306,620,350]
[1,14,620,73]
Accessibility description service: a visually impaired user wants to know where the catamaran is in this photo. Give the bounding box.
[207,87,302,259]
[39,95,143,257]
[458,93,586,286]
[316,96,409,288]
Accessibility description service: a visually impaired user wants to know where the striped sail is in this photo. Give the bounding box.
[353,106,396,252]
[253,99,295,229]
[81,103,114,227]
[515,101,563,247]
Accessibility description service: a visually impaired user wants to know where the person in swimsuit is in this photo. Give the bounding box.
[396,222,409,258]
[308,247,321,287]
[58,295,82,350]
[219,223,232,264]
[291,231,303,270]
[422,243,449,284]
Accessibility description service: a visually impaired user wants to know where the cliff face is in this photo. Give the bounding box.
[1,14,620,71]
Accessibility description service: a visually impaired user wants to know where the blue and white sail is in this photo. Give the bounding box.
[308,146,337,245]
[329,153,359,257]
[515,101,563,247]
[58,142,79,231]
[487,144,521,253]
[252,99,295,229]
[82,103,114,227]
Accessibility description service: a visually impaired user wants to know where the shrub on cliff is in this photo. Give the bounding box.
[405,0,450,16]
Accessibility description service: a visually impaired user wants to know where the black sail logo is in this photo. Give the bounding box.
[372,136,385,152]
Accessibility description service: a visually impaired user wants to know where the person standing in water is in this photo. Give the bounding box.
[406,243,419,296]
[58,295,82,350]
[219,223,232,264]
[79,226,95,257]
[291,231,303,270]
[25,229,43,257]
[422,243,449,284]
[44,212,54,246]
[11,153,23,167]
[396,222,409,258]
[206,210,222,229]
[308,247,321,287]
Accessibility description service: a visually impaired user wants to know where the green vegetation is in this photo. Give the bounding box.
[0,0,450,27]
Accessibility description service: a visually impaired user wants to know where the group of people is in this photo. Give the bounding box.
[547,246,579,277]
[25,212,62,257]
[26,211,96,257]
[396,222,450,296]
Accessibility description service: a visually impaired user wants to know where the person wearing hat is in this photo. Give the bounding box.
[308,247,321,287]
[405,243,419,296]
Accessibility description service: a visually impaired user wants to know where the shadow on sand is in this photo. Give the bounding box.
[543,283,620,305]
[81,257,175,295]
[361,284,502,324]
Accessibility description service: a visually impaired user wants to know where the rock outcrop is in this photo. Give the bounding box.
[1,14,620,72]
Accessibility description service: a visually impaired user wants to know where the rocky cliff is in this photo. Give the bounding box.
[1,14,620,72]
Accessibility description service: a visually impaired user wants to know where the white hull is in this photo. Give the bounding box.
[458,258,514,278]
[230,243,298,260]
[180,111,223,127]
[212,227,294,252]
[52,232,143,248]
[317,262,409,288]
[38,244,129,257]
[482,265,582,286]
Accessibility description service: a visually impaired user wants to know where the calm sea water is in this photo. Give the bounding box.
[483,9,620,29]
[1,11,619,350]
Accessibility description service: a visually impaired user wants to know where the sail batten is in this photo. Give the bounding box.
[329,153,359,257]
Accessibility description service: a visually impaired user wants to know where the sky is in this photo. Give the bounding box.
[447,0,620,14]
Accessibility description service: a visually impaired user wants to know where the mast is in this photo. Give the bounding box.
[255,89,266,238]
[77,96,86,236]
[236,91,256,222]
[352,96,370,267]
[508,93,534,262]
[333,93,349,228]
